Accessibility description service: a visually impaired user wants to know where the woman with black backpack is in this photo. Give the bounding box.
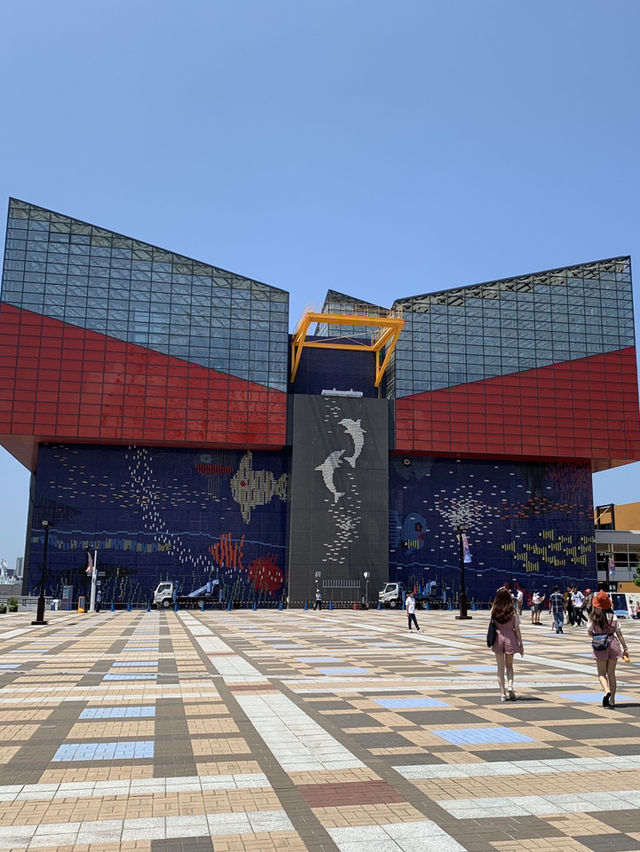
[588,590,630,708]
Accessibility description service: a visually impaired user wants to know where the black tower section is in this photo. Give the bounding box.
[287,394,389,606]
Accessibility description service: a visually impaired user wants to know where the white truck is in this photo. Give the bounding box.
[379,581,431,609]
[153,580,220,609]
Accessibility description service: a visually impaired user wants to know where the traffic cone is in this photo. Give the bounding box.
[353,601,357,611]
[304,600,308,610]
[253,600,257,611]
[227,600,232,611]
[329,601,333,611]
[377,601,381,610]
[200,601,205,611]
[147,601,151,612]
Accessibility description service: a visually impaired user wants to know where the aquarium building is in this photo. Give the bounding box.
[1,199,639,606]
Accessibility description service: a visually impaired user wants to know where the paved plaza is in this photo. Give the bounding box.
[1,608,640,851]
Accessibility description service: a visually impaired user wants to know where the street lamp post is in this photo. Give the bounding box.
[32,520,50,626]
[363,571,370,609]
[455,524,472,620]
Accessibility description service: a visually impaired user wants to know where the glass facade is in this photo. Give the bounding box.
[2,199,288,390]
[389,259,634,397]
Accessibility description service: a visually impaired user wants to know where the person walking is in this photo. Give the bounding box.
[588,589,630,707]
[565,587,573,625]
[488,587,524,701]
[531,591,545,624]
[313,590,322,611]
[572,586,586,626]
[405,591,421,632]
[549,585,564,633]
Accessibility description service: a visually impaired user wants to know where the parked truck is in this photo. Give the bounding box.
[378,581,439,609]
[153,579,220,609]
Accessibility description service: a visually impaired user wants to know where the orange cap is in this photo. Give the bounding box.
[592,590,613,610]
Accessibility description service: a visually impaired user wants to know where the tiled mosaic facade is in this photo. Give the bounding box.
[389,456,595,601]
[28,443,288,605]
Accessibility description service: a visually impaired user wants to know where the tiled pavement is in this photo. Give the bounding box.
[1,610,640,851]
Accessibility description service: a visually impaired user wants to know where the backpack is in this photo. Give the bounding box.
[486,619,497,648]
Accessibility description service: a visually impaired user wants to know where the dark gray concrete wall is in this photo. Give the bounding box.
[287,395,389,606]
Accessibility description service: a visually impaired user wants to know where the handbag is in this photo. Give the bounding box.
[487,619,497,648]
[591,633,611,651]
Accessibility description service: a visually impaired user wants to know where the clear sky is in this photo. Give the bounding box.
[1,0,640,569]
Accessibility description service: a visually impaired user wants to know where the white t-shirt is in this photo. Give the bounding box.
[406,595,416,614]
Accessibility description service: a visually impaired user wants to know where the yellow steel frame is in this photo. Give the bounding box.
[290,312,404,387]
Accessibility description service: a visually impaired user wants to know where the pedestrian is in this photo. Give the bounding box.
[405,590,421,632]
[587,589,630,707]
[95,589,102,612]
[549,585,564,633]
[583,588,594,616]
[516,587,524,616]
[571,586,586,626]
[313,590,322,611]
[488,587,524,701]
[564,587,573,625]
[531,591,545,624]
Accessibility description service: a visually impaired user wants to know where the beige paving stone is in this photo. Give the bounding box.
[432,750,484,763]
[183,701,224,714]
[561,745,616,758]
[187,717,239,734]
[196,759,262,775]
[544,813,623,836]
[192,737,251,755]
[0,746,20,763]
[0,724,40,740]
[39,765,155,783]
[67,720,155,739]
[492,841,590,851]
[0,709,54,721]
[369,746,419,755]
[289,767,379,785]
[312,801,423,828]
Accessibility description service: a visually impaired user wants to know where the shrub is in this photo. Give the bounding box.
[0,604,6,614]
[7,597,18,612]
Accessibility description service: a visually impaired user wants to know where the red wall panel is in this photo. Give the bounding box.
[0,304,286,468]
[395,348,640,468]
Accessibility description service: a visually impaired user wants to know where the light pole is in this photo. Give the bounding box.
[455,524,472,620]
[363,571,370,609]
[32,520,50,625]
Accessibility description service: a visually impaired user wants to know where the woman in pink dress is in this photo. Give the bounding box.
[587,590,630,707]
[489,587,524,701]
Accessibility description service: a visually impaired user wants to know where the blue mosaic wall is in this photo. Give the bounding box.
[389,457,596,603]
[28,443,288,605]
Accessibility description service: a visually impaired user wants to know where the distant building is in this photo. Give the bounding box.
[595,503,640,589]
[2,198,640,605]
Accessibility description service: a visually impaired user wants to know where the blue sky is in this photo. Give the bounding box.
[1,0,640,569]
